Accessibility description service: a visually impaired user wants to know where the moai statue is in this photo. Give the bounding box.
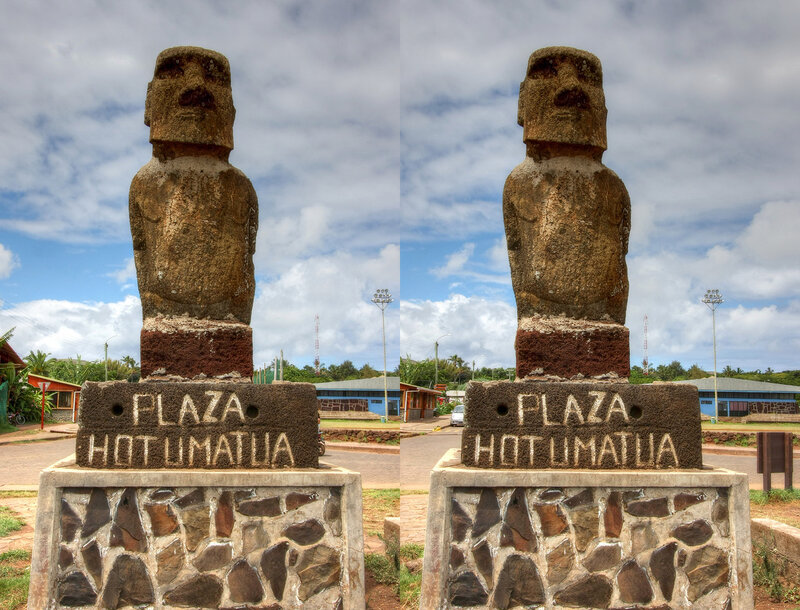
[504,47,631,378]
[130,46,258,379]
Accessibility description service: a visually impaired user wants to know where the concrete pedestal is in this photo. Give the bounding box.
[421,449,753,609]
[29,456,364,609]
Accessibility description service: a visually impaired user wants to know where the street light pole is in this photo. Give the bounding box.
[104,335,116,382]
[372,289,393,422]
[702,289,724,422]
[434,333,450,386]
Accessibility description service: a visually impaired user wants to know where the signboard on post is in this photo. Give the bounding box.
[757,431,794,492]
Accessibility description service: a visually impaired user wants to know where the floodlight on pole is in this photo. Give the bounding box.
[372,289,393,422]
[701,289,724,423]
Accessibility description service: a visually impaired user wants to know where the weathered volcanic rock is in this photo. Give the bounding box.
[175,488,205,508]
[193,541,233,572]
[686,545,729,601]
[58,546,74,569]
[617,560,653,604]
[471,539,494,589]
[448,571,488,606]
[238,496,281,517]
[228,559,264,603]
[554,574,613,608]
[110,488,146,552]
[286,491,318,511]
[671,519,713,546]
[564,488,594,508]
[650,542,677,601]
[626,497,669,518]
[60,498,81,543]
[163,574,223,608]
[583,542,621,573]
[631,522,659,556]
[57,571,97,606]
[547,539,574,585]
[451,499,472,542]
[261,541,289,600]
[181,505,210,551]
[500,488,536,552]
[81,489,111,538]
[215,491,234,537]
[713,493,730,537]
[450,546,465,569]
[494,554,545,608]
[604,491,623,538]
[571,506,599,552]
[149,488,174,502]
[80,540,102,585]
[296,544,341,601]
[145,502,179,536]
[156,539,184,585]
[242,521,270,555]
[674,492,706,511]
[102,555,155,608]
[539,488,564,502]
[472,489,501,538]
[283,519,326,546]
[535,503,569,536]
[325,488,342,537]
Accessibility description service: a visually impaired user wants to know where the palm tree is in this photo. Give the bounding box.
[24,350,53,376]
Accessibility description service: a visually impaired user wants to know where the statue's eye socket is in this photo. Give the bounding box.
[204,59,231,85]
[578,61,602,86]
[155,57,184,79]
[528,59,557,79]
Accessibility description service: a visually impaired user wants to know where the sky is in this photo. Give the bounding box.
[1,0,799,374]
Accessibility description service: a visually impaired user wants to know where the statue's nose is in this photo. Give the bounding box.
[178,62,216,108]
[554,65,589,109]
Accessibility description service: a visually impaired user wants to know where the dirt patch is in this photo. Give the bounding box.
[326,429,420,444]
[704,431,800,447]
[754,583,800,608]
[751,500,800,529]
[365,569,406,610]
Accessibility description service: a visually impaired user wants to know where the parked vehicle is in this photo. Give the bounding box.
[450,403,464,427]
[7,410,25,426]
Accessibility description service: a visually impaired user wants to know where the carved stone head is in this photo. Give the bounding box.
[518,46,607,154]
[144,46,235,150]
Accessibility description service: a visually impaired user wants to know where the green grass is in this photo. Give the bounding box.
[0,491,37,499]
[750,488,800,505]
[0,549,30,609]
[0,422,18,435]
[702,422,800,433]
[0,507,24,537]
[753,536,800,604]
[321,419,402,430]
[365,543,424,607]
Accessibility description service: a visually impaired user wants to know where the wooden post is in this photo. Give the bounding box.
[758,432,772,492]
[785,433,794,490]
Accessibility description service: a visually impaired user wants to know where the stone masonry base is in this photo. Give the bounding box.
[421,449,753,609]
[29,457,365,609]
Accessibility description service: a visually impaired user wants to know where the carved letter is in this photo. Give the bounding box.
[635,433,654,467]
[655,434,679,468]
[587,391,606,423]
[230,430,247,465]
[136,435,157,467]
[574,435,596,466]
[521,435,543,466]
[164,437,184,466]
[203,390,223,423]
[271,432,295,467]
[88,434,109,466]
[549,437,569,466]
[605,393,629,423]
[212,434,234,466]
[156,394,174,425]
[114,434,133,466]
[221,393,245,422]
[189,436,211,466]
[500,434,519,466]
[474,434,495,466]
[132,393,155,425]
[541,394,558,425]
[597,434,619,466]
[563,395,585,425]
[179,395,200,424]
[614,431,631,465]
[250,432,269,467]
[517,394,540,425]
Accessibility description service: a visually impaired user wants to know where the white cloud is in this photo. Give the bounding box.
[0,244,20,279]
[432,243,474,278]
[400,294,516,368]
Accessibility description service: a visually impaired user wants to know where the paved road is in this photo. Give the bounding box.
[0,438,400,489]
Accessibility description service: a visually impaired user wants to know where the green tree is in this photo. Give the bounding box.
[655,360,686,381]
[24,350,53,376]
[686,364,708,379]
[326,360,360,381]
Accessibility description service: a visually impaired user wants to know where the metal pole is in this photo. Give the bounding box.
[702,289,724,422]
[381,306,388,421]
[434,341,439,386]
[104,340,109,382]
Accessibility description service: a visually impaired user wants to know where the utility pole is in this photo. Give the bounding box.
[702,289,724,422]
[104,335,116,382]
[434,333,449,386]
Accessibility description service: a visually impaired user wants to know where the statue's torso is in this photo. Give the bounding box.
[130,155,258,323]
[503,155,630,323]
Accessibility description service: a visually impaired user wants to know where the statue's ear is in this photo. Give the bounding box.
[517,81,525,127]
[144,81,152,127]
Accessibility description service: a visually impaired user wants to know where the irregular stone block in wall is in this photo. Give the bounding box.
[462,381,702,469]
[76,381,319,469]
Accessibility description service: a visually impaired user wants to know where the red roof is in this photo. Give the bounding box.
[0,342,25,367]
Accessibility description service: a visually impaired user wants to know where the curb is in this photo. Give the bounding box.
[702,443,800,457]
[326,442,399,455]
[0,434,77,447]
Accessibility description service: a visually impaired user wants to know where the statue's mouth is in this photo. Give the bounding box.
[554,87,590,110]
[179,87,216,110]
